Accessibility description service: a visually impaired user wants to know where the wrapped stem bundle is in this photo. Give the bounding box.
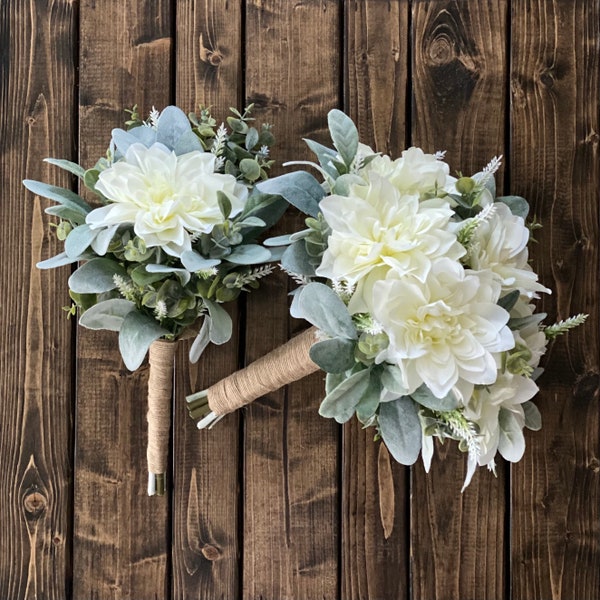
[187,327,319,428]
[146,340,176,495]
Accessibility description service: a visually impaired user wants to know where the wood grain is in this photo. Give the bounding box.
[510,1,600,598]
[172,3,243,598]
[243,1,341,598]
[342,3,410,599]
[73,2,173,598]
[410,2,509,599]
[0,2,76,598]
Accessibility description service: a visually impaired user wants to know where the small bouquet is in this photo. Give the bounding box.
[25,105,287,494]
[187,110,586,489]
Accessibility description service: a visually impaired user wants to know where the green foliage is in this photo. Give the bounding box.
[378,397,422,465]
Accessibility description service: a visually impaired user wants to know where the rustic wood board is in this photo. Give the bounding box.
[242,1,341,598]
[73,2,173,598]
[171,2,244,598]
[410,2,509,599]
[510,1,600,598]
[0,1,76,598]
[342,2,411,599]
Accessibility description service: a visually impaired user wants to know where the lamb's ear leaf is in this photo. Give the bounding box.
[378,396,422,466]
[118,311,169,371]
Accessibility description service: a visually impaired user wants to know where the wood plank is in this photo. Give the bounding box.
[510,2,600,598]
[0,2,76,598]
[73,2,173,598]
[342,2,410,599]
[243,1,341,598]
[172,3,243,597]
[410,2,509,599]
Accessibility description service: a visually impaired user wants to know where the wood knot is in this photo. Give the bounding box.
[201,544,221,561]
[588,458,600,473]
[199,33,223,67]
[428,35,455,65]
[23,491,47,517]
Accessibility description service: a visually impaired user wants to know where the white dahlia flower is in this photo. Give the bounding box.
[86,143,248,257]
[369,259,514,399]
[467,202,550,298]
[316,174,464,296]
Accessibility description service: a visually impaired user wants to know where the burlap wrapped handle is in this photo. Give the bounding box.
[146,339,175,496]
[187,327,319,427]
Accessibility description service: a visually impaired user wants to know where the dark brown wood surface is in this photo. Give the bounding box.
[1,1,599,598]
[243,2,341,598]
[342,3,410,600]
[73,2,173,598]
[410,3,509,599]
[510,2,600,599]
[0,2,76,598]
[172,2,243,597]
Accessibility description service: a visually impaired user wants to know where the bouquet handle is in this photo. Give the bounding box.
[146,339,175,496]
[187,327,319,427]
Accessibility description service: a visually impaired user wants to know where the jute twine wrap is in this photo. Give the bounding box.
[207,327,320,416]
[147,340,176,476]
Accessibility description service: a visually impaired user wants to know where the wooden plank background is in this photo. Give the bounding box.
[1,1,598,599]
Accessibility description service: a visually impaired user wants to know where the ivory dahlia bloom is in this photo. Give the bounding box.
[86,143,248,257]
[361,147,450,197]
[316,174,464,292]
[369,259,514,399]
[467,202,550,298]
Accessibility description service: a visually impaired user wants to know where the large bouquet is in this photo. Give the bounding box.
[187,110,585,489]
[25,105,287,494]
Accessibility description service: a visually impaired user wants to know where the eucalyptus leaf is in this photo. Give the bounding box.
[227,244,271,265]
[23,179,91,212]
[79,298,136,331]
[411,384,459,411]
[327,109,359,168]
[180,251,221,272]
[118,311,169,371]
[257,171,324,218]
[319,368,370,423]
[245,127,259,150]
[65,224,99,258]
[522,401,542,431]
[189,317,211,363]
[68,258,128,293]
[204,300,232,345]
[218,191,232,219]
[296,283,357,340]
[309,338,356,373]
[44,158,86,179]
[496,196,529,219]
[378,396,422,465]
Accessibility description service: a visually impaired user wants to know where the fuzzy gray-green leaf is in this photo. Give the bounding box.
[296,283,357,340]
[378,396,422,465]
[309,338,356,373]
[327,109,359,168]
[79,298,136,331]
[118,311,169,371]
[68,258,128,293]
[319,368,370,423]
